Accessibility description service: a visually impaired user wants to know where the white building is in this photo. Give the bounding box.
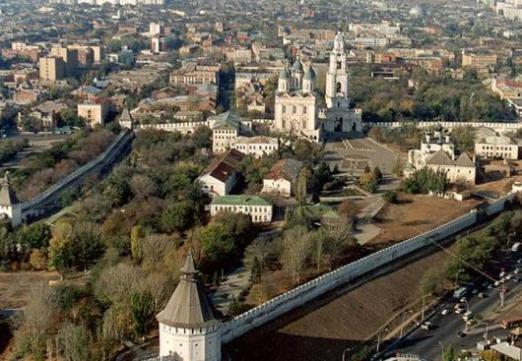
[273,31,362,142]
[231,136,278,158]
[156,253,221,361]
[475,135,519,160]
[425,150,476,184]
[197,149,245,196]
[209,111,252,154]
[210,195,273,223]
[262,158,304,197]
[408,132,455,170]
[0,173,22,227]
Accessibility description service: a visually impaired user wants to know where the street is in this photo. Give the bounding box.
[386,255,522,361]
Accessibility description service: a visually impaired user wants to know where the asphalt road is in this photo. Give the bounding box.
[386,256,522,361]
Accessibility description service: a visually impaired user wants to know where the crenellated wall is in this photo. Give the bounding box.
[220,193,517,343]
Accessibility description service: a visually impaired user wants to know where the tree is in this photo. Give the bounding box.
[281,226,312,284]
[130,225,145,262]
[443,344,456,361]
[130,291,154,337]
[249,257,262,284]
[382,191,398,204]
[29,249,48,270]
[161,201,195,232]
[56,323,91,361]
[296,168,311,205]
[130,174,158,199]
[48,221,104,272]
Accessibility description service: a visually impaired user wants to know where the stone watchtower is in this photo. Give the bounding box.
[156,252,222,361]
[0,172,22,227]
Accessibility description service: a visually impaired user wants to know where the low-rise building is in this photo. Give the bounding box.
[262,158,304,197]
[231,136,278,158]
[197,149,245,196]
[77,102,109,126]
[210,195,273,223]
[475,135,519,160]
[425,150,476,184]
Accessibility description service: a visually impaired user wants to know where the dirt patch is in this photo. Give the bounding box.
[369,193,482,245]
[227,248,451,361]
[0,271,61,309]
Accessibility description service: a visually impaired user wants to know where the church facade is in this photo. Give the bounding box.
[273,31,362,142]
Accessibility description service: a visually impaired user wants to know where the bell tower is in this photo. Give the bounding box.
[325,31,350,109]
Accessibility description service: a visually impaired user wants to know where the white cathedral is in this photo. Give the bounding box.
[273,31,362,142]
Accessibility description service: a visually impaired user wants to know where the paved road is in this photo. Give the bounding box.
[386,256,522,361]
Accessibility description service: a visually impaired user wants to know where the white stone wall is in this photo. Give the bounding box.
[159,323,221,361]
[368,121,522,134]
[221,193,516,343]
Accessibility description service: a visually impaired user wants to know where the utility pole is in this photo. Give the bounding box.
[500,286,506,307]
[376,331,381,354]
[400,310,407,338]
[421,294,426,321]
[342,347,351,361]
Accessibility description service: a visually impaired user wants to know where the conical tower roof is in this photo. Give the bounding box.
[0,172,18,206]
[156,252,219,329]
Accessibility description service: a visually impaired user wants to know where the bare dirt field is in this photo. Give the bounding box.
[0,271,61,309]
[369,193,482,245]
[227,248,451,361]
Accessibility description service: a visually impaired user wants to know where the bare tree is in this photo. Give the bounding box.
[281,226,312,284]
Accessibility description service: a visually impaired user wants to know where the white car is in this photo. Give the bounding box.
[495,280,501,286]
[455,308,464,314]
[460,297,467,303]
[500,271,506,278]
[515,268,520,274]
[441,309,450,316]
[506,274,513,280]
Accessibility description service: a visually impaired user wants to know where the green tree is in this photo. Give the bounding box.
[130,291,154,337]
[296,168,312,205]
[130,225,144,262]
[161,201,195,232]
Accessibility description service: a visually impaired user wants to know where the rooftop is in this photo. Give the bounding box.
[156,252,218,329]
[211,195,272,207]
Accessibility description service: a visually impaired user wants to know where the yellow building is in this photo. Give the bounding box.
[77,103,108,126]
[39,56,66,81]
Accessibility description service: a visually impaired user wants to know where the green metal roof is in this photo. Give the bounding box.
[211,195,272,206]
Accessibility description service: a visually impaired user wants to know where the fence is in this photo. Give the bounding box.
[220,193,516,343]
[20,129,133,214]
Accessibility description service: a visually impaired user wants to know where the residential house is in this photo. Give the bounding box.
[262,158,304,197]
[197,149,245,196]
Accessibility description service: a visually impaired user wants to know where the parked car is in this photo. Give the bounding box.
[441,309,450,316]
[457,331,467,338]
[421,322,432,330]
[478,292,487,299]
[455,307,464,314]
